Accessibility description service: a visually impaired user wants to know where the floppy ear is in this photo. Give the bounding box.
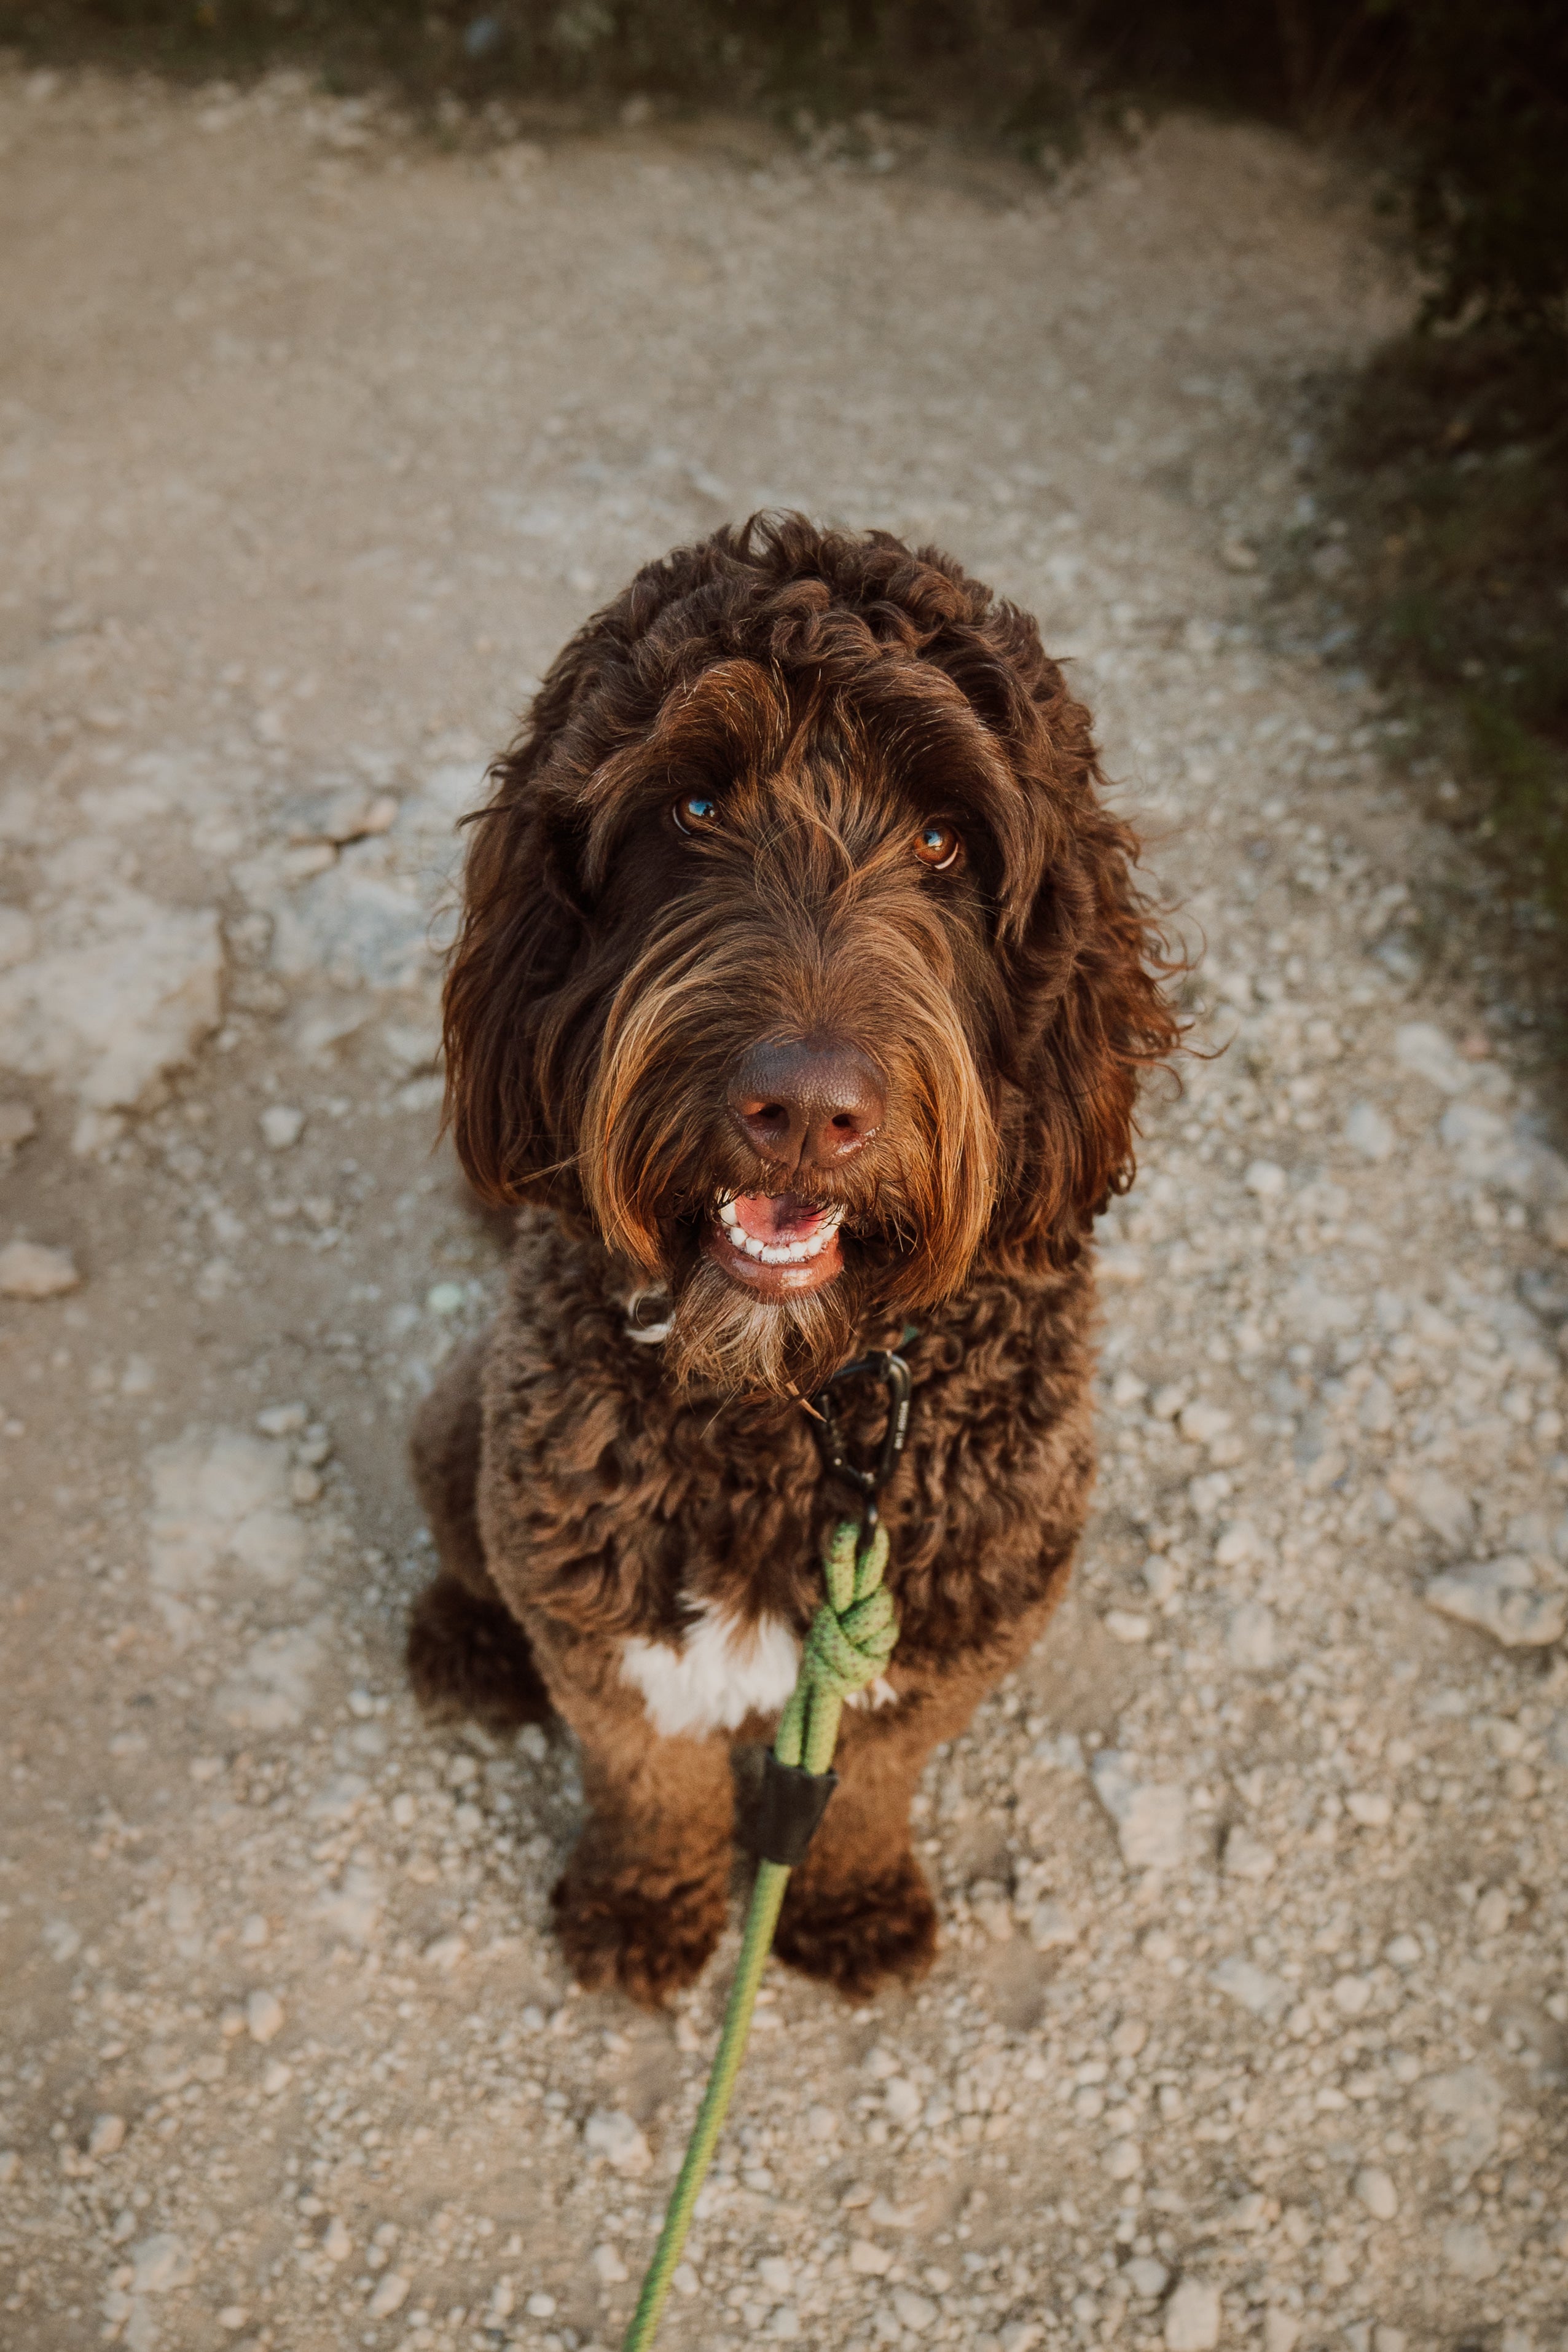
[441,622,615,1220]
[973,643,1182,1277]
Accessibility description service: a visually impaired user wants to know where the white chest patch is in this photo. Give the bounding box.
[621,1602,801,1739]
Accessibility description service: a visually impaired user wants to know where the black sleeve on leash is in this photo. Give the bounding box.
[750,1754,839,1867]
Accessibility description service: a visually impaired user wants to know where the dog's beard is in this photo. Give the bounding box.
[663,1255,858,1395]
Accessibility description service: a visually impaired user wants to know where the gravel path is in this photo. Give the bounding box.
[2,66,1566,2352]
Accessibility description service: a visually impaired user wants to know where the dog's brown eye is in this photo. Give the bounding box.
[914,821,961,871]
[673,791,720,836]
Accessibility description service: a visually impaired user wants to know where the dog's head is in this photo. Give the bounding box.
[445,518,1178,1393]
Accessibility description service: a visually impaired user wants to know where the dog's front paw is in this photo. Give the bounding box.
[774,1849,938,2000]
[551,1848,728,2009]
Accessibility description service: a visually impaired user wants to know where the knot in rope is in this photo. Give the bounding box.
[774,1518,898,1776]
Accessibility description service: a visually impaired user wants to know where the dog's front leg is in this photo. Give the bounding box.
[536,1639,734,2009]
[770,1685,966,2001]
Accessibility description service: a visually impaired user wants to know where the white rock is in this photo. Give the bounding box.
[1346,1791,1392,1827]
[1091,1752,1188,1870]
[1424,1557,1567,1647]
[1331,1975,1371,2015]
[1385,1933,1422,1969]
[1398,1470,1474,1551]
[591,2243,629,2283]
[1178,1400,1232,1446]
[1226,1601,1277,1670]
[672,2263,700,2297]
[214,1620,327,1730]
[525,2291,557,2318]
[259,1104,306,1151]
[1354,2166,1398,2220]
[1104,1609,1152,1644]
[146,1429,309,1643]
[1422,2063,1502,2174]
[488,2280,515,2319]
[1442,2222,1500,2280]
[422,1932,468,1970]
[1394,1022,1468,1093]
[366,2271,410,2318]
[88,2114,126,2158]
[0,2151,18,2187]
[1213,1521,1258,1567]
[1125,2256,1169,2297]
[323,2217,351,2262]
[1263,2313,1301,2352]
[884,2076,922,2125]
[130,2233,192,2292]
[1210,1954,1289,2019]
[1000,2326,1042,2352]
[584,2109,652,2175]
[1244,1159,1287,1199]
[1104,2138,1141,2180]
[1283,1272,1357,1341]
[1029,1899,1080,1950]
[849,2240,893,2276]
[1344,1102,1395,1162]
[0,893,222,1112]
[0,1241,79,1297]
[891,2287,937,2333]
[237,1989,284,2048]
[1163,2276,1221,2351]
[1221,1827,1277,1883]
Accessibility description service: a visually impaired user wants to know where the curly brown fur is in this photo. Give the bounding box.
[408,517,1180,2004]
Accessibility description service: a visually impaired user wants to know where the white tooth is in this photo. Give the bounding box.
[759,1246,782,1264]
[718,1200,739,1228]
[804,1234,823,1257]
[780,1242,806,1261]
[743,1236,765,1259]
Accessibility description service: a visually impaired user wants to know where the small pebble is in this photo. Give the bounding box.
[245,1989,285,2044]
[259,1105,306,1150]
[0,1240,79,1297]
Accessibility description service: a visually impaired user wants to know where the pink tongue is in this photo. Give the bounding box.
[731,1192,826,1245]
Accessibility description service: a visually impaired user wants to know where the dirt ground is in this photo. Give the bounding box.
[2,63,1566,2352]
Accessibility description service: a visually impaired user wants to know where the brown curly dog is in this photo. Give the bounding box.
[407,515,1178,2007]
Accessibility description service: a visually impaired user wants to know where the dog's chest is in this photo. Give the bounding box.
[619,1603,801,1738]
[619,1600,896,1738]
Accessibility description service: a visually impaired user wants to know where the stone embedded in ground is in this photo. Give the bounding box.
[259,1103,306,1150]
[582,2109,651,2175]
[1162,2276,1221,2351]
[1394,1021,1469,1093]
[129,2233,192,2292]
[1226,1600,1278,1669]
[1422,2063,1503,2176]
[1091,1751,1188,1871]
[1354,2166,1398,2220]
[1344,1100,1395,1161]
[1395,1468,1475,1551]
[0,891,222,1112]
[245,1988,284,2044]
[0,1239,79,1296]
[1424,1556,1568,1647]
[1210,1954,1289,2020]
[1221,1825,1277,1882]
[144,1427,312,1642]
[1442,2222,1500,2280]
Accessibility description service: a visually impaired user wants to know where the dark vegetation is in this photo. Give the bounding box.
[6,1,1566,1001]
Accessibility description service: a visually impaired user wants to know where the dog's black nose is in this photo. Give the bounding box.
[727,1037,885,1174]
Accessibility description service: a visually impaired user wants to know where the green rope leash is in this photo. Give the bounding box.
[622,1516,898,2352]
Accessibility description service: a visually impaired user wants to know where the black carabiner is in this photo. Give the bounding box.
[808,1347,913,1535]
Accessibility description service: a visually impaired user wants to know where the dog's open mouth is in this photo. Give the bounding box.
[704,1190,845,1298]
